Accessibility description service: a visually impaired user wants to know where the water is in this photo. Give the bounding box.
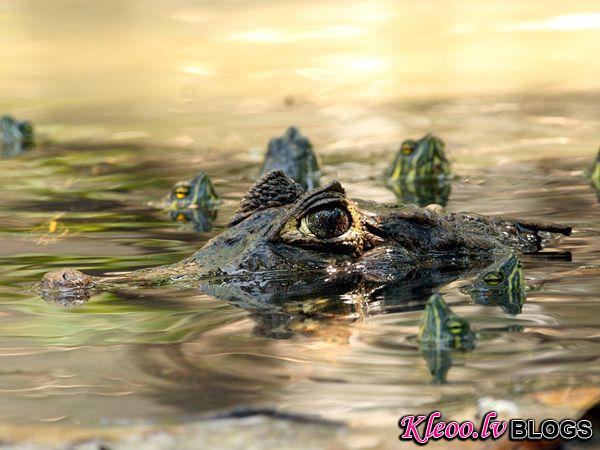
[1,1,600,448]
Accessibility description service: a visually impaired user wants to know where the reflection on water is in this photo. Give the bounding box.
[0,0,599,446]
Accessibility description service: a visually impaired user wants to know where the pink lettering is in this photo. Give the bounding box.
[491,420,507,439]
[459,421,474,438]
[399,415,428,444]
[480,411,497,439]
[445,421,459,438]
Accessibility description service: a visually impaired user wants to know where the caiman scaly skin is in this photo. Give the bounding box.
[386,133,452,207]
[40,170,571,304]
[259,126,320,191]
[1,115,35,157]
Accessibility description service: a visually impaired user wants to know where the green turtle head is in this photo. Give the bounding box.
[591,148,600,193]
[469,252,526,315]
[418,293,475,350]
[387,133,451,183]
[167,171,219,210]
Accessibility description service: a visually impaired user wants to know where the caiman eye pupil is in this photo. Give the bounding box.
[304,206,351,239]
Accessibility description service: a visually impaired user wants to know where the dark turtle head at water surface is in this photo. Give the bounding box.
[0,115,35,157]
[259,126,320,191]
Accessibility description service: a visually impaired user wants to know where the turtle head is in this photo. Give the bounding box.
[469,252,526,315]
[387,133,451,183]
[167,171,218,210]
[418,293,475,350]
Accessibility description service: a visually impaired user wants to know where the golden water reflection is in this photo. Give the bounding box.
[2,0,600,109]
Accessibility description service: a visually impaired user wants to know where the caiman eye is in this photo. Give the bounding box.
[174,185,190,199]
[401,142,415,155]
[299,206,351,239]
[483,272,503,286]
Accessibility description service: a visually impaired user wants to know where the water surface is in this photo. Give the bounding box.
[0,0,599,447]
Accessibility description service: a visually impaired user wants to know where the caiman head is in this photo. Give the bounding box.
[386,133,451,184]
[39,170,571,304]
[467,252,526,315]
[192,169,398,281]
[166,170,219,210]
[259,126,321,191]
[418,293,475,350]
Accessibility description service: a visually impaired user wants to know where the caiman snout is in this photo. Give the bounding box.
[39,268,94,305]
[40,268,93,290]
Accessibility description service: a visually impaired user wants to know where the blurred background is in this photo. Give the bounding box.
[2,0,600,148]
[0,1,599,449]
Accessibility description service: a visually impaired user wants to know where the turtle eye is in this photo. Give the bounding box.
[401,143,415,155]
[483,272,504,286]
[448,320,465,335]
[173,185,190,199]
[299,206,351,240]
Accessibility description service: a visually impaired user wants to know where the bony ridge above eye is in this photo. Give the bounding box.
[267,180,384,256]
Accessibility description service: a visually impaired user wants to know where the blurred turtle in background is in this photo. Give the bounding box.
[259,126,320,191]
[385,133,452,206]
[1,114,34,157]
[161,170,219,232]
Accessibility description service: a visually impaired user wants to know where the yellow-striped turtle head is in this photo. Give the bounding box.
[167,171,219,210]
[418,293,475,350]
[469,252,526,315]
[591,148,600,194]
[387,133,451,183]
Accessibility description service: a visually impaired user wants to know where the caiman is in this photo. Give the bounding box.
[39,170,571,304]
